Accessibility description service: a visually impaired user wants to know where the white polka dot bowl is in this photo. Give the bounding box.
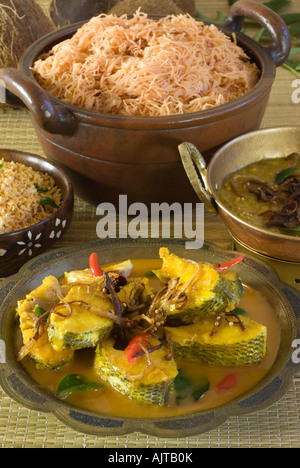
[0,149,74,278]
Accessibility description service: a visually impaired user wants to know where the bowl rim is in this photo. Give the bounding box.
[0,148,74,239]
[207,125,300,245]
[19,18,277,130]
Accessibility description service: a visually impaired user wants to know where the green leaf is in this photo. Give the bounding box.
[145,270,156,278]
[39,196,59,209]
[275,167,300,184]
[191,380,210,402]
[263,0,290,12]
[254,27,267,42]
[195,9,226,24]
[174,370,210,404]
[174,369,191,392]
[281,225,300,232]
[293,61,300,71]
[231,307,247,315]
[34,306,47,321]
[56,374,103,399]
[0,162,4,168]
[289,48,300,58]
[290,22,300,38]
[282,62,300,77]
[34,183,49,193]
[280,14,300,25]
[35,306,46,316]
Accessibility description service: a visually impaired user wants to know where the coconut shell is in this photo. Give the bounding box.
[0,0,55,68]
[174,0,195,16]
[108,0,184,16]
[50,0,120,27]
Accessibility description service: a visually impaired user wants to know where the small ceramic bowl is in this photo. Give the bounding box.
[0,149,74,278]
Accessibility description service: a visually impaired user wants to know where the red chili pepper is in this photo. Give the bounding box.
[215,255,244,272]
[125,334,150,363]
[217,373,237,391]
[89,252,103,277]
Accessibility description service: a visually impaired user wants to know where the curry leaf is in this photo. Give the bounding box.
[145,270,156,278]
[281,225,300,232]
[275,167,300,184]
[34,183,49,193]
[39,196,59,209]
[174,369,190,392]
[56,374,103,399]
[174,369,210,404]
[231,307,247,315]
[191,381,210,402]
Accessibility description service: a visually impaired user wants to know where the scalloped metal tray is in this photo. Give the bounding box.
[0,238,300,437]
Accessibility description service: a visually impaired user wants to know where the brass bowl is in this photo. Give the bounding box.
[0,238,299,437]
[0,1,291,206]
[179,126,300,263]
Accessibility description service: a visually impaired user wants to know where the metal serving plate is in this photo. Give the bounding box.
[0,238,299,437]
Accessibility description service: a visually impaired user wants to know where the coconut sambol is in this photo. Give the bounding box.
[15,248,280,418]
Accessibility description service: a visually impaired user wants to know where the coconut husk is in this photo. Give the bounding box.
[49,0,195,27]
[49,0,120,27]
[0,0,55,68]
[174,0,195,16]
[108,0,184,16]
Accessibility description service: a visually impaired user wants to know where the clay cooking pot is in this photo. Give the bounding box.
[0,0,291,206]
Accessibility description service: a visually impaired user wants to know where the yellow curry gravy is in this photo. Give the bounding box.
[20,259,280,419]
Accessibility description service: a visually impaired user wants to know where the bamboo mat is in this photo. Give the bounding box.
[0,0,300,448]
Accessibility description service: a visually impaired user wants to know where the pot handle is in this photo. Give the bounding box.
[178,142,218,216]
[223,0,291,67]
[0,67,77,135]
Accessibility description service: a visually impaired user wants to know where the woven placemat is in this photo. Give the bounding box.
[1,377,300,448]
[0,107,300,448]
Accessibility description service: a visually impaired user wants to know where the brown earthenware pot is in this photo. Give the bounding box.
[0,1,291,206]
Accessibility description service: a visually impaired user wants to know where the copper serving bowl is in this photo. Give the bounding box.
[0,1,291,206]
[0,149,74,278]
[179,126,300,263]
